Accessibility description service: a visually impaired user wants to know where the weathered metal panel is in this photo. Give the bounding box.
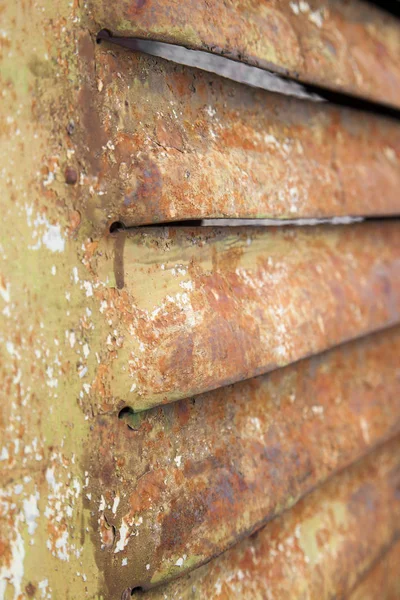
[94,222,400,411]
[82,40,400,228]
[88,327,400,593]
[349,540,400,600]
[137,436,400,599]
[88,0,400,108]
[0,3,114,598]
[1,0,400,598]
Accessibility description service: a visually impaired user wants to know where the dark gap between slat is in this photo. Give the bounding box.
[97,30,400,120]
[109,216,400,233]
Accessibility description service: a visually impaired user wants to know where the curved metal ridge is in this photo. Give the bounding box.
[94,222,400,411]
[97,29,324,102]
[136,436,400,598]
[88,0,400,109]
[88,327,400,593]
[89,39,400,229]
[97,29,400,120]
[2,0,400,597]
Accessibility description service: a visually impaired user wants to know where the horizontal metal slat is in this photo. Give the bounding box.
[84,42,400,229]
[137,436,400,598]
[89,327,400,592]
[88,0,400,109]
[93,222,400,411]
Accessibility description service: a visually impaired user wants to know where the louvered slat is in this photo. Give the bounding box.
[89,0,400,108]
[86,42,400,229]
[89,326,400,591]
[93,222,400,411]
[137,436,400,598]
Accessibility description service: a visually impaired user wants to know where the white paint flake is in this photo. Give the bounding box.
[289,1,325,27]
[175,554,187,567]
[0,281,10,303]
[54,529,69,561]
[0,446,9,461]
[23,491,40,536]
[114,518,131,553]
[384,147,396,162]
[43,171,55,186]
[309,9,324,27]
[299,1,310,12]
[67,330,76,349]
[0,514,25,600]
[112,494,120,515]
[38,579,49,598]
[83,281,93,297]
[42,224,65,253]
[180,280,194,291]
[78,366,87,378]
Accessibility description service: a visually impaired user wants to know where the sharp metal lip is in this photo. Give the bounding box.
[96,29,323,102]
[96,29,400,119]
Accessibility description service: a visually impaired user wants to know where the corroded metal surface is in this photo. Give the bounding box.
[87,327,400,593]
[349,540,400,600]
[93,223,400,410]
[88,0,400,108]
[82,40,400,228]
[139,436,400,599]
[97,30,323,101]
[1,0,400,598]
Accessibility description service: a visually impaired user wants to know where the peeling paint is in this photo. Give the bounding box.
[1,0,400,598]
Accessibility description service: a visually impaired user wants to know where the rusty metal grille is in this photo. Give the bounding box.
[1,1,400,599]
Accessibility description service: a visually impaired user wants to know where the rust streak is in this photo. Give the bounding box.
[113,230,126,289]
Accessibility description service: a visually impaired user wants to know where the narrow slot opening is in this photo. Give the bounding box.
[118,406,141,430]
[97,29,112,44]
[96,29,400,120]
[106,216,400,232]
[110,221,125,233]
[367,1,400,16]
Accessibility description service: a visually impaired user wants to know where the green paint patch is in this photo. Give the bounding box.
[150,553,203,586]
[298,500,349,566]
[118,406,144,430]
